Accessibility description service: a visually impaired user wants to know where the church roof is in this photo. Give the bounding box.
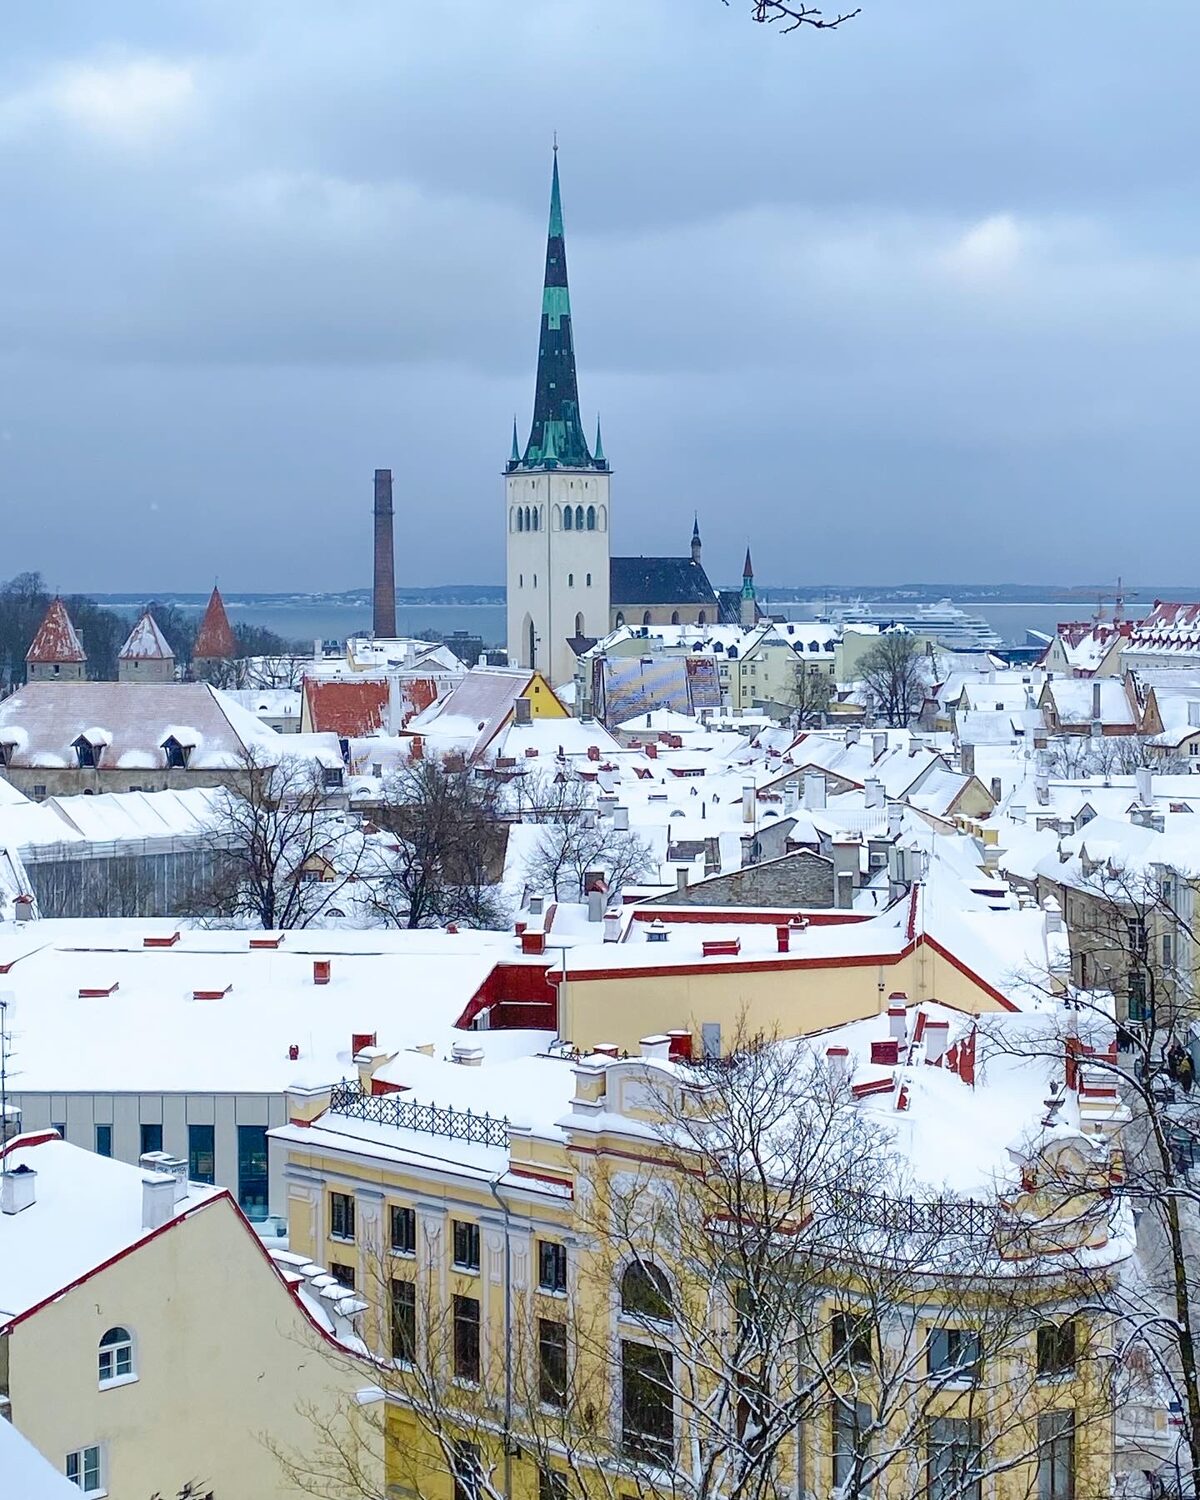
[118,610,173,661]
[26,599,86,665]
[510,154,605,474]
[610,556,720,609]
[193,587,237,660]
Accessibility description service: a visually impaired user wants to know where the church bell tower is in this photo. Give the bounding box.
[505,151,611,688]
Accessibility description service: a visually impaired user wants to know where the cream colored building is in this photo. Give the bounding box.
[0,1131,379,1500]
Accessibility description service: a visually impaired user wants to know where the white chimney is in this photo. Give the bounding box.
[1136,766,1153,807]
[587,887,605,922]
[1042,896,1064,934]
[825,1046,850,1084]
[924,1019,949,1065]
[1010,801,1026,824]
[872,732,887,761]
[960,743,975,778]
[864,778,883,809]
[887,997,908,1043]
[528,893,544,916]
[887,803,903,838]
[142,1173,177,1231]
[1189,701,1200,729]
[742,784,757,823]
[603,907,622,943]
[803,773,827,811]
[640,1034,672,1062]
[845,727,861,746]
[1035,770,1050,806]
[675,866,690,893]
[1,1165,36,1215]
[140,1152,188,1202]
[451,1043,485,1067]
[613,806,629,832]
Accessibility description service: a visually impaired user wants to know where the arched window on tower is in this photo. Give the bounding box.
[568,573,574,587]
[553,505,562,529]
[575,612,585,637]
[698,611,707,625]
[642,611,652,627]
[517,508,524,532]
[615,612,625,628]
[586,505,596,531]
[532,507,540,532]
[599,505,607,531]
[575,504,585,530]
[671,611,681,626]
[564,506,573,531]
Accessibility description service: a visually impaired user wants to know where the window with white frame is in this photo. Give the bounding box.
[66,1445,103,1494]
[98,1326,134,1385]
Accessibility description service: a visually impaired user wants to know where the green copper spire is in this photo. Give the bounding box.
[516,151,602,471]
[594,414,605,465]
[510,418,520,465]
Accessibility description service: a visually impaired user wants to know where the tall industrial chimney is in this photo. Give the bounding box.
[373,468,397,639]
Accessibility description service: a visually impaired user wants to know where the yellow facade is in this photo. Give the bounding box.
[280,1050,1120,1500]
[553,934,1013,1057]
[7,1193,377,1500]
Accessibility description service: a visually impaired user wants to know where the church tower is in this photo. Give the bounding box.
[505,152,611,688]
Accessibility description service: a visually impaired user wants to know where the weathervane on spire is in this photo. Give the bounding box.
[553,130,558,154]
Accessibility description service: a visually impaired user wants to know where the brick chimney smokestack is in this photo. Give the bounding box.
[373,468,397,639]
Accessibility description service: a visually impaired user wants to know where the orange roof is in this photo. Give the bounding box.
[193,587,237,659]
[304,677,442,736]
[25,598,86,665]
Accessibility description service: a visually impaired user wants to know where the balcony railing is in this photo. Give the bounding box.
[812,1188,996,1242]
[329,1082,510,1148]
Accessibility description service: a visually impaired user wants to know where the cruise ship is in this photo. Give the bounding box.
[777,596,1007,652]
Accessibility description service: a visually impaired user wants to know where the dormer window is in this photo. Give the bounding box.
[161,736,190,769]
[73,736,98,769]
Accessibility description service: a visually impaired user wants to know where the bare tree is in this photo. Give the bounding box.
[1014,856,1200,1497]
[188,748,359,928]
[369,756,509,929]
[725,1,861,33]
[785,661,833,729]
[857,633,930,728]
[275,1032,1123,1500]
[522,804,654,902]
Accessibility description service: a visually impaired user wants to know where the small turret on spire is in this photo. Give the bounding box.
[740,547,757,627]
[743,547,754,580]
[510,418,521,467]
[594,415,605,467]
[691,514,702,566]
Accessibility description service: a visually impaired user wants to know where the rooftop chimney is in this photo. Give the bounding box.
[1136,766,1153,808]
[645,920,670,943]
[803,773,827,811]
[640,1034,672,1062]
[142,1173,177,1231]
[514,696,533,726]
[960,743,975,778]
[864,778,883,809]
[887,996,908,1043]
[613,805,629,832]
[1,1164,36,1215]
[990,776,1002,803]
[872,732,887,761]
[372,469,397,639]
[887,802,903,839]
[924,1019,949,1065]
[587,887,605,922]
[603,907,622,943]
[742,784,756,823]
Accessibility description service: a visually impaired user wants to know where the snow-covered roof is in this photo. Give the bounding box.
[0,921,546,1095]
[117,610,173,661]
[0,1133,222,1324]
[24,599,86,665]
[0,1407,85,1496]
[0,683,281,772]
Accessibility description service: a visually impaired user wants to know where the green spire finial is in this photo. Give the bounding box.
[510,417,520,464]
[594,414,605,464]
[548,150,564,240]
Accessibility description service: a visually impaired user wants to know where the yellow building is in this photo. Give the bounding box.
[275,997,1130,1500]
[0,1131,379,1500]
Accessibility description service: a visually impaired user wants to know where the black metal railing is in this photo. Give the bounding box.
[329,1082,510,1147]
[813,1188,995,1242]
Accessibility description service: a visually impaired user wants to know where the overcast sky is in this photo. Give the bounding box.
[2,2,1197,592]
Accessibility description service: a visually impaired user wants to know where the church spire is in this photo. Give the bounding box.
[691,514,702,565]
[594,414,605,466]
[517,151,599,470]
[510,417,520,465]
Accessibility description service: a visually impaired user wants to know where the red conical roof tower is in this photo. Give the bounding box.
[193,586,237,661]
[25,597,86,669]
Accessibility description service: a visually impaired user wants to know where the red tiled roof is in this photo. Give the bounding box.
[305,679,388,737]
[193,587,237,660]
[25,598,86,664]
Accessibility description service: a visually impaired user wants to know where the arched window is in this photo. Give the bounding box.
[643,611,652,627]
[671,611,681,626]
[533,507,540,531]
[698,611,707,625]
[517,508,524,532]
[586,573,592,586]
[553,505,561,529]
[509,508,515,532]
[575,504,585,530]
[586,504,596,531]
[598,505,607,531]
[575,612,585,637]
[615,612,625,628]
[621,1261,671,1321]
[99,1326,134,1384]
[564,506,573,530]
[568,573,574,587]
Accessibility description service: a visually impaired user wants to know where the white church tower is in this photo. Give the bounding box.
[506,151,611,689]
